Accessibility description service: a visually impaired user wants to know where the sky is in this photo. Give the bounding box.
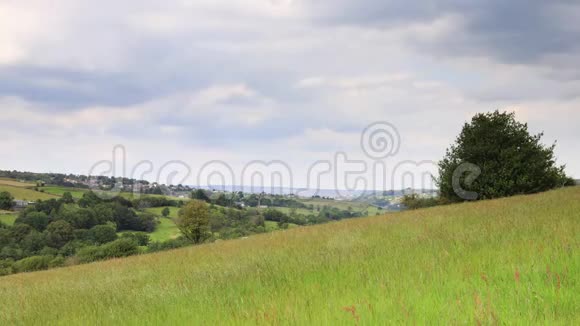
[1,0,579,191]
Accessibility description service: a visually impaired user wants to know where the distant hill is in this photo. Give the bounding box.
[202,185,437,199]
[0,187,577,324]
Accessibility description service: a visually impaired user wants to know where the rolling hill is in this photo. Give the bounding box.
[0,187,578,324]
[0,178,59,201]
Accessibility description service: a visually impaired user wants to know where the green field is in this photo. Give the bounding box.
[0,187,578,324]
[259,197,382,216]
[0,185,59,201]
[39,186,88,199]
[0,178,36,188]
[264,220,299,232]
[145,207,182,242]
[0,178,60,201]
[0,213,17,226]
[260,206,314,215]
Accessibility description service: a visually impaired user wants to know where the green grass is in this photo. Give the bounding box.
[0,187,578,324]
[259,206,314,215]
[0,185,59,201]
[145,207,181,242]
[0,178,36,188]
[0,178,60,201]
[264,221,299,232]
[261,198,380,216]
[0,213,17,226]
[39,186,88,199]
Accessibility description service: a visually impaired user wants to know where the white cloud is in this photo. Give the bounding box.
[0,0,579,187]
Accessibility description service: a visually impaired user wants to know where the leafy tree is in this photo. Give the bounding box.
[214,193,229,207]
[176,200,210,244]
[191,189,211,203]
[61,192,75,204]
[21,231,47,255]
[137,212,158,232]
[33,199,62,216]
[438,111,571,201]
[89,224,118,245]
[59,205,99,229]
[10,224,33,243]
[0,191,14,210]
[262,208,288,222]
[78,191,103,208]
[45,220,74,248]
[161,207,170,218]
[15,211,49,232]
[120,232,150,246]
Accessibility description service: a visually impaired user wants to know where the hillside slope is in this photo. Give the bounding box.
[0,188,578,324]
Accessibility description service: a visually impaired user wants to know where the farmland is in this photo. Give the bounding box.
[0,178,60,201]
[39,186,88,199]
[0,187,577,324]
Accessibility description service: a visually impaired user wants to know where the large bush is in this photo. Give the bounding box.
[438,111,572,201]
[76,238,139,263]
[89,224,118,245]
[15,211,49,232]
[0,191,14,210]
[13,255,53,273]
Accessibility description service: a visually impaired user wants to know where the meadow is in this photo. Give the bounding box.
[145,207,181,242]
[0,178,60,201]
[0,213,16,226]
[39,186,89,199]
[0,185,59,201]
[0,187,577,324]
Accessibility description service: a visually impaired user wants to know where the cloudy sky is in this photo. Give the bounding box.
[1,0,579,190]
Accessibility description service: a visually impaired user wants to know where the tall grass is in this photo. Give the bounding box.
[0,187,578,324]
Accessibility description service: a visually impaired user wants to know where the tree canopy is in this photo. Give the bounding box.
[176,200,210,244]
[0,192,14,211]
[438,111,572,201]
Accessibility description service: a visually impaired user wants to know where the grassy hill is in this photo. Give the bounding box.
[0,187,578,324]
[0,180,59,201]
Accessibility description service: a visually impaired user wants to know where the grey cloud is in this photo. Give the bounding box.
[304,0,580,75]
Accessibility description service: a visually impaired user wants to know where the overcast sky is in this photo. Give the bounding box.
[1,0,578,190]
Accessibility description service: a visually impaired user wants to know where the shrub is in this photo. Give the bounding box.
[76,246,104,263]
[49,256,65,268]
[76,239,139,264]
[120,232,150,246]
[89,224,118,245]
[0,259,14,276]
[102,238,139,258]
[402,194,448,210]
[147,238,191,253]
[13,255,53,273]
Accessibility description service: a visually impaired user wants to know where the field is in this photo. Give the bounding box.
[145,207,181,242]
[258,197,383,216]
[39,186,89,199]
[0,178,60,201]
[0,185,59,201]
[0,187,578,324]
[0,213,17,226]
[0,178,36,188]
